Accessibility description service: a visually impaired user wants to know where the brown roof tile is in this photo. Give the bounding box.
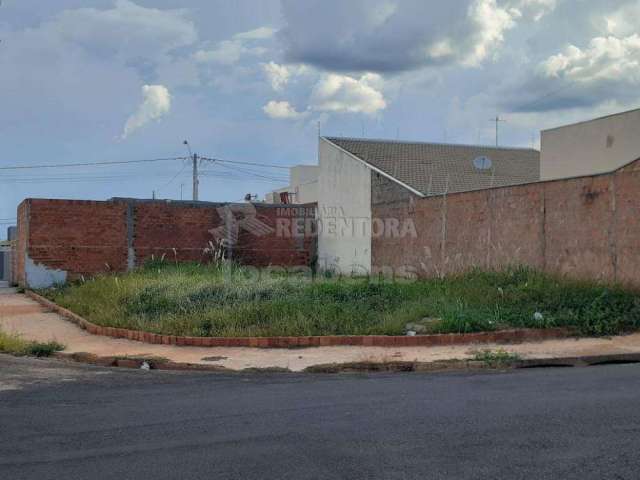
[325,137,540,196]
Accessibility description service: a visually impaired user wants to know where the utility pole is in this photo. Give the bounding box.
[192,153,199,201]
[182,140,198,201]
[490,116,506,146]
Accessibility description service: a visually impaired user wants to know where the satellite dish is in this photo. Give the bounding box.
[473,156,492,170]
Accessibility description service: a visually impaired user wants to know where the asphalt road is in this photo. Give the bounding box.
[1,355,639,480]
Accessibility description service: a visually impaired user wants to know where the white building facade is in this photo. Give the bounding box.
[265,165,319,204]
[541,108,640,180]
[317,138,372,274]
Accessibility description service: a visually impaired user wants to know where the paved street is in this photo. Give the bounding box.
[1,354,639,480]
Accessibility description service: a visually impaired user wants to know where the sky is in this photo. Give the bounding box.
[1,0,639,238]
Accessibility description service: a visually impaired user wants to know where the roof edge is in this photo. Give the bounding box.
[321,137,426,197]
[541,106,640,133]
[322,136,539,153]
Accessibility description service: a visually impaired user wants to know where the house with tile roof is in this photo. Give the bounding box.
[317,136,540,274]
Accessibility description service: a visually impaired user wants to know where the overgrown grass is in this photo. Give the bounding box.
[0,329,65,357]
[38,262,640,338]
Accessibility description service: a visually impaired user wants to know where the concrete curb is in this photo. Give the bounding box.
[27,289,574,349]
[52,352,232,372]
[303,353,640,373]
[49,351,640,374]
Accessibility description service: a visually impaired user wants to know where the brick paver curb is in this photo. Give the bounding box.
[26,290,574,349]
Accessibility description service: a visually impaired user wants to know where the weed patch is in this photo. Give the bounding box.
[38,264,640,338]
[473,349,521,367]
[0,329,65,357]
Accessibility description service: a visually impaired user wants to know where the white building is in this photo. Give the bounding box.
[317,137,540,274]
[265,165,319,204]
[541,108,640,180]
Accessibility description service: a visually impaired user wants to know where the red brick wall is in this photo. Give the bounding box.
[13,201,29,286]
[16,199,129,281]
[15,199,317,286]
[133,202,224,264]
[235,206,316,267]
[372,159,640,285]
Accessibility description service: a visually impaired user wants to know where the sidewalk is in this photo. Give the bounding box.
[2,289,640,372]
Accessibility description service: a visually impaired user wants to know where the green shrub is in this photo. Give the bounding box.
[25,341,65,357]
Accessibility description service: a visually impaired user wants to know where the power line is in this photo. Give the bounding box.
[0,157,187,171]
[511,80,577,113]
[0,172,189,184]
[0,155,292,173]
[156,159,190,193]
[200,156,291,170]
[198,172,285,184]
[213,162,289,182]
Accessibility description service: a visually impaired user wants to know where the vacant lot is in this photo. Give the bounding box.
[40,263,640,338]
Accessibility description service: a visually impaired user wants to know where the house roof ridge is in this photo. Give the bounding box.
[322,136,539,153]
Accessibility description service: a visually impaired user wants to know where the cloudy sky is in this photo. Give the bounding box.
[1,0,639,236]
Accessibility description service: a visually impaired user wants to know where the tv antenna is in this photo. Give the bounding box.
[489,116,506,146]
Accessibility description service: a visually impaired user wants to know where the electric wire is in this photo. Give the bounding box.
[0,157,188,171]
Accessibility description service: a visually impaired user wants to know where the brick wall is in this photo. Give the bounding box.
[235,206,316,267]
[132,202,224,265]
[13,201,29,286]
[372,158,640,285]
[15,198,316,287]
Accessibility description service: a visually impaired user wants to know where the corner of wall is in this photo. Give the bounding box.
[24,254,68,289]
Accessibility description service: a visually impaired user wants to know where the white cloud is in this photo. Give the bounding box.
[262,61,310,91]
[193,26,274,65]
[420,0,524,67]
[263,72,386,120]
[122,85,171,139]
[510,0,557,22]
[263,100,307,119]
[541,34,640,83]
[602,2,640,37]
[51,0,197,62]
[310,73,386,114]
[461,0,519,66]
[262,62,293,91]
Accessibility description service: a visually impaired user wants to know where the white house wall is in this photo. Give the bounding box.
[317,139,372,274]
[290,165,319,204]
[541,108,640,180]
[265,165,319,204]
